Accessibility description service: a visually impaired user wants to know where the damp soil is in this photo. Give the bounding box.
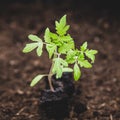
[0,1,120,120]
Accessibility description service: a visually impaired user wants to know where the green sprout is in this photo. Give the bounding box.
[23,15,98,92]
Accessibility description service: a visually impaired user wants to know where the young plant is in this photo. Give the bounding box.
[23,15,98,92]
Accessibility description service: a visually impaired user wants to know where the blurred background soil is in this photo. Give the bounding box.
[0,0,120,120]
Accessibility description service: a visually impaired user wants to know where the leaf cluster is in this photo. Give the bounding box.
[23,35,43,56]
[44,15,74,57]
[66,42,98,80]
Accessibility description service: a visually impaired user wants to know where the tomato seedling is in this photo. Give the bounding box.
[23,15,98,92]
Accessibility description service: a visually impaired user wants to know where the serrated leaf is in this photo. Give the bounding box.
[55,21,59,28]
[81,42,87,51]
[52,58,60,73]
[23,43,38,53]
[66,58,75,64]
[62,25,70,35]
[89,55,95,63]
[59,15,66,28]
[59,58,68,66]
[78,51,85,61]
[30,75,45,87]
[88,50,98,54]
[57,25,70,36]
[46,44,56,58]
[50,32,58,39]
[78,60,92,68]
[36,46,42,56]
[55,15,70,36]
[59,34,73,42]
[58,45,67,54]
[74,63,81,81]
[85,49,98,63]
[44,28,51,43]
[66,50,76,64]
[36,41,43,56]
[58,40,74,54]
[62,67,73,72]
[52,58,63,78]
[56,66,62,78]
[28,34,42,42]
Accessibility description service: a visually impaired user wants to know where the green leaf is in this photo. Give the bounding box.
[66,50,76,64]
[28,34,42,42]
[52,57,68,78]
[62,67,73,72]
[58,45,66,53]
[52,58,63,78]
[85,49,98,63]
[59,34,73,42]
[88,50,98,54]
[57,25,70,36]
[30,75,45,87]
[53,58,68,67]
[52,58,60,73]
[46,44,56,58]
[78,60,92,68]
[22,43,38,53]
[55,15,70,36]
[61,25,70,35]
[78,51,85,61]
[44,28,51,43]
[59,58,68,66]
[74,63,81,81]
[50,32,58,39]
[81,42,87,51]
[66,58,75,64]
[36,46,42,56]
[59,14,66,28]
[55,21,59,28]
[36,42,43,56]
[56,66,63,79]
[58,40,74,54]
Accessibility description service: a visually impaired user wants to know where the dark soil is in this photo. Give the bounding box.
[39,73,76,119]
[0,1,120,120]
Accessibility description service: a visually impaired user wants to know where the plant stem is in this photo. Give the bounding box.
[48,62,55,92]
[48,49,58,92]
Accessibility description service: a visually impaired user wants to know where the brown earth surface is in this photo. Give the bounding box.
[0,1,120,120]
